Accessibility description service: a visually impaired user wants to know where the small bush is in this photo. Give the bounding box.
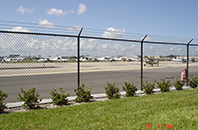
[18,87,42,109]
[122,82,137,97]
[173,77,185,90]
[74,83,93,102]
[156,79,172,92]
[142,80,156,94]
[188,75,198,88]
[105,82,120,99]
[50,88,70,106]
[0,90,8,113]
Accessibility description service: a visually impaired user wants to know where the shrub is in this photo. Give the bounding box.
[188,75,198,89]
[18,87,42,109]
[105,82,120,99]
[74,83,93,102]
[142,80,156,94]
[122,82,137,97]
[50,88,70,106]
[173,77,185,90]
[156,79,172,92]
[0,90,8,113]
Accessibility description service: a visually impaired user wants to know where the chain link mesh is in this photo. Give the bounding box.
[80,39,141,93]
[0,21,198,103]
[1,33,77,102]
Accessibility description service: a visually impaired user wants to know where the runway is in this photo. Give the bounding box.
[1,62,198,103]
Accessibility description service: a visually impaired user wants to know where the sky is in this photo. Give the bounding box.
[0,0,198,57]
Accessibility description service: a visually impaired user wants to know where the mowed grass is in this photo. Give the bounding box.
[1,89,198,130]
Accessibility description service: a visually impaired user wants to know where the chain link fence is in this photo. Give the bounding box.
[80,39,141,93]
[1,32,78,102]
[0,21,198,103]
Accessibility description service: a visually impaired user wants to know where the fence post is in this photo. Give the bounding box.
[77,28,83,87]
[141,35,147,91]
[186,38,193,86]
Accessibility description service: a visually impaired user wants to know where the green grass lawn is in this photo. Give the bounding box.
[1,89,198,129]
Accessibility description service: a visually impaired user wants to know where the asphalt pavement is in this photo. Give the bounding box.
[1,62,198,103]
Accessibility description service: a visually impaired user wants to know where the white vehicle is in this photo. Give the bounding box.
[58,58,68,62]
[57,56,69,62]
[108,57,122,62]
[2,58,11,62]
[2,57,24,62]
[92,57,106,62]
[76,58,87,62]
[126,57,141,62]
[48,57,58,62]
[38,56,69,62]
[171,58,186,63]
[38,58,49,62]
[190,57,197,63]
[124,55,141,62]
[171,58,182,62]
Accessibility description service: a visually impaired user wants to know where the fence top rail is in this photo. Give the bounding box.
[0,30,78,38]
[79,35,141,43]
[1,30,198,46]
[143,40,193,46]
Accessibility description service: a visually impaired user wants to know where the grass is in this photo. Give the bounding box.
[1,89,198,129]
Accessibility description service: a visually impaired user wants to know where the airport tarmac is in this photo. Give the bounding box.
[0,61,196,76]
[1,61,198,103]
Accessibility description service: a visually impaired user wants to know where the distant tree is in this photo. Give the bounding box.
[167,54,176,58]
[80,55,85,58]
[136,55,141,58]
[70,56,77,59]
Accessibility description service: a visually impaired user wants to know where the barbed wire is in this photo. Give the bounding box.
[0,20,197,45]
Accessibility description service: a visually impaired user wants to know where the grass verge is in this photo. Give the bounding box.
[1,89,198,129]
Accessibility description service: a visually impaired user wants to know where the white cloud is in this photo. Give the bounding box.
[67,28,76,32]
[77,3,87,15]
[88,39,97,43]
[69,10,74,13]
[114,44,122,50]
[46,8,66,16]
[38,20,54,28]
[102,27,125,38]
[67,25,82,32]
[7,26,30,32]
[16,6,35,14]
[123,7,129,10]
[1,32,197,57]
[169,46,184,54]
[101,43,112,49]
[143,44,157,55]
[73,25,82,29]
[131,44,136,48]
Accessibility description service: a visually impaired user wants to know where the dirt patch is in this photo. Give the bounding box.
[1,98,108,114]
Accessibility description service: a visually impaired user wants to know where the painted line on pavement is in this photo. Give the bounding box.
[0,66,171,77]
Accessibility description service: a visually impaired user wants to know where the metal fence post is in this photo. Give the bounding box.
[77,28,83,87]
[186,38,193,86]
[141,35,147,91]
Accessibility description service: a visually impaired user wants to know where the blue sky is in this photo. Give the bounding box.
[0,0,198,57]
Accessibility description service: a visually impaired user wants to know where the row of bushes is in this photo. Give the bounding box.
[142,76,198,94]
[0,76,198,113]
[0,83,93,112]
[105,75,198,99]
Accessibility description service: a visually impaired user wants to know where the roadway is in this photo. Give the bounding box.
[1,62,198,103]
